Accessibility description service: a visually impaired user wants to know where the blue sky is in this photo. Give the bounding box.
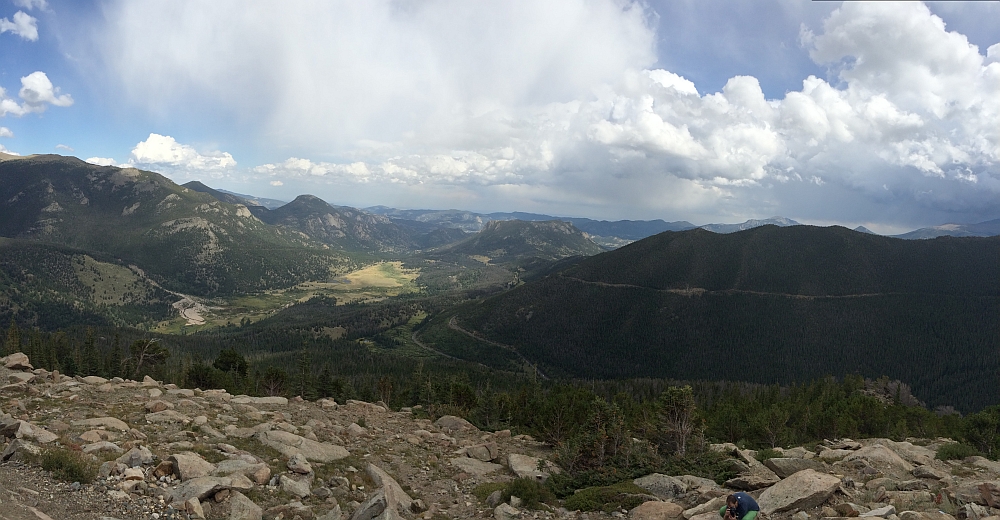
[1,1,998,232]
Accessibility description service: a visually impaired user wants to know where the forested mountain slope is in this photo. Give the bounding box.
[451,225,1000,410]
[0,155,342,295]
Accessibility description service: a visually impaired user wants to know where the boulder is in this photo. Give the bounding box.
[316,505,342,520]
[434,415,476,432]
[818,449,854,462]
[279,474,312,498]
[82,376,109,385]
[3,352,33,370]
[0,438,40,462]
[185,497,205,520]
[71,417,129,431]
[450,457,502,476]
[966,457,1000,474]
[83,441,124,454]
[230,396,287,406]
[145,400,173,412]
[170,452,217,481]
[634,473,688,499]
[169,476,234,504]
[844,445,914,478]
[255,430,349,462]
[782,447,815,459]
[9,372,33,384]
[688,513,720,520]
[834,503,866,517]
[287,453,313,474]
[466,442,499,462]
[757,469,842,514]
[116,446,155,467]
[912,465,948,480]
[629,501,684,520]
[764,457,825,478]
[683,496,727,519]
[494,503,520,520]
[366,463,415,516]
[675,475,722,494]
[508,454,558,482]
[860,505,896,517]
[726,465,781,490]
[898,512,957,520]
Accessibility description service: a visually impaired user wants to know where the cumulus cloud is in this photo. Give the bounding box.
[85,157,119,167]
[128,133,236,180]
[94,1,1000,225]
[0,72,73,117]
[55,144,73,151]
[0,127,12,138]
[0,11,38,41]
[0,144,18,155]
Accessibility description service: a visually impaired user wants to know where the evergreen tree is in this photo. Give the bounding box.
[4,319,20,355]
[107,334,123,378]
[82,328,99,377]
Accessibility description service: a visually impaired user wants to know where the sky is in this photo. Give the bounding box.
[0,1,998,233]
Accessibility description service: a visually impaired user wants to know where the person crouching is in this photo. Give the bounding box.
[720,492,760,520]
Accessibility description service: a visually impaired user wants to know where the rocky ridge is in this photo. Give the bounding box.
[1,352,999,520]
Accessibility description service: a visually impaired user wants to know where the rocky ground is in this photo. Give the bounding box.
[1,352,1000,520]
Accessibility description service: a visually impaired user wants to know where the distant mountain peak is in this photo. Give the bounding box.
[700,216,800,234]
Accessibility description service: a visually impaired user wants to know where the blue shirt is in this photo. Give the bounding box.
[730,492,760,519]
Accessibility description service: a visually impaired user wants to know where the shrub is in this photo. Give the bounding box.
[471,478,555,510]
[936,442,979,461]
[755,448,782,462]
[563,481,651,512]
[40,449,98,483]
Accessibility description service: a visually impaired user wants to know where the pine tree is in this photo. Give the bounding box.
[295,349,313,399]
[82,327,99,377]
[4,319,20,355]
[107,334,123,378]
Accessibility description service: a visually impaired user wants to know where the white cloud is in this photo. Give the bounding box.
[13,0,48,11]
[93,1,1000,224]
[0,11,37,41]
[0,72,73,117]
[0,144,18,155]
[55,144,73,151]
[85,157,118,167]
[0,127,12,138]
[128,133,236,180]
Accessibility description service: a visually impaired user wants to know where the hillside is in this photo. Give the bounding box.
[0,155,342,296]
[3,351,995,520]
[249,195,415,253]
[0,238,173,329]
[444,225,1000,410]
[432,219,605,265]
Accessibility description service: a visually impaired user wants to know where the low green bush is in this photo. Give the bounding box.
[41,449,98,483]
[471,478,555,510]
[563,481,651,512]
[755,448,782,462]
[936,442,979,461]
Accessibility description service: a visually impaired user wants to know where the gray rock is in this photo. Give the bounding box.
[683,496,727,519]
[434,415,476,432]
[169,476,233,504]
[116,446,154,467]
[844,445,913,478]
[818,449,854,461]
[634,473,688,499]
[279,474,312,498]
[508,453,558,482]
[486,489,504,507]
[170,452,217,481]
[494,503,520,520]
[256,430,349,462]
[3,352,33,370]
[861,505,897,517]
[71,417,129,431]
[228,491,262,520]
[450,457,502,476]
[82,441,123,454]
[366,463,415,515]
[757,469,842,514]
[287,453,313,474]
[316,505,343,520]
[0,438,40,462]
[350,489,390,520]
[145,410,191,423]
[764,457,825,478]
[466,442,499,462]
[912,465,948,480]
[725,465,781,490]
